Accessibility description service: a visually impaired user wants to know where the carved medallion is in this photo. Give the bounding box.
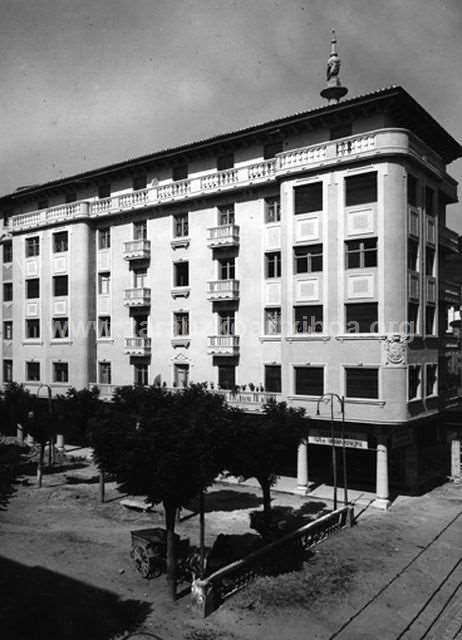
[384,334,408,365]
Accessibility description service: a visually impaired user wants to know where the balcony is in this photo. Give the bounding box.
[408,271,420,300]
[208,335,240,356]
[439,225,460,253]
[9,129,453,234]
[123,288,151,307]
[207,224,240,248]
[207,279,240,301]
[123,239,151,261]
[124,337,151,356]
[439,280,460,305]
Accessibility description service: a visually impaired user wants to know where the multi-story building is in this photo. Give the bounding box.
[1,85,462,507]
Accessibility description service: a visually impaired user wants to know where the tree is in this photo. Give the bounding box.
[226,399,308,534]
[91,384,232,600]
[54,387,103,446]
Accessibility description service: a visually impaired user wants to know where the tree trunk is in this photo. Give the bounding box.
[199,490,205,579]
[37,443,44,488]
[164,502,177,601]
[259,477,272,534]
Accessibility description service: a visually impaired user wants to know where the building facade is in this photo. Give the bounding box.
[1,86,462,506]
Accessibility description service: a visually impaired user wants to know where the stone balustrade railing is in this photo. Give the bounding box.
[8,129,449,233]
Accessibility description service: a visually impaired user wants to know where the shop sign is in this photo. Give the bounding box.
[308,428,368,449]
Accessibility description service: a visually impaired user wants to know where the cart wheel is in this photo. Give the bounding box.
[133,545,153,579]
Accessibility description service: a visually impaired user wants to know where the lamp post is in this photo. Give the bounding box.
[316,393,348,509]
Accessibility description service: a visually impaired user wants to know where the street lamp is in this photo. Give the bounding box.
[316,393,348,510]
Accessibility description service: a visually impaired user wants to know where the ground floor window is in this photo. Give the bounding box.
[99,362,112,384]
[3,359,12,383]
[174,363,189,388]
[218,365,235,390]
[345,367,379,399]
[26,361,40,382]
[294,366,324,396]
[53,362,69,383]
[134,363,149,386]
[265,365,281,393]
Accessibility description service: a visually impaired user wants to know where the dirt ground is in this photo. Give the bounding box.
[1,450,462,640]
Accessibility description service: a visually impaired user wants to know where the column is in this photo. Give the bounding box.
[373,430,390,509]
[296,441,310,494]
[451,437,461,481]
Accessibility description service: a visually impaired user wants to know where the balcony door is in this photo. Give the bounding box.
[218,365,235,390]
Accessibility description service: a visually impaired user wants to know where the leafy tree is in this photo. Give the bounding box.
[226,399,308,534]
[2,383,35,436]
[54,387,103,446]
[91,384,232,600]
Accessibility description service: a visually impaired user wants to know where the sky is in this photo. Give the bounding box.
[1,0,461,230]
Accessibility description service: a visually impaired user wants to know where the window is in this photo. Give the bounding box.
[134,315,148,338]
[294,366,324,396]
[174,363,189,387]
[294,182,323,214]
[425,247,435,276]
[37,197,49,210]
[98,316,111,338]
[3,359,13,383]
[265,252,281,278]
[218,365,235,390]
[133,175,147,191]
[53,231,68,253]
[408,240,418,271]
[345,368,379,399]
[408,175,418,207]
[425,306,435,335]
[99,362,112,384]
[264,307,281,335]
[134,363,148,386]
[330,124,352,140]
[218,204,234,225]
[265,365,281,393]
[26,278,40,299]
[3,241,12,263]
[294,305,323,333]
[25,236,40,257]
[174,262,189,287]
[98,272,111,295]
[408,303,419,333]
[294,244,323,273]
[53,275,68,297]
[3,321,12,340]
[426,364,437,396]
[265,196,281,223]
[26,361,40,382]
[217,154,234,171]
[263,140,283,159]
[133,221,147,240]
[218,311,235,336]
[172,164,188,181]
[53,362,69,383]
[98,228,111,250]
[26,319,40,339]
[133,268,147,288]
[52,317,69,339]
[219,257,235,280]
[345,303,378,333]
[408,365,422,400]
[98,184,111,199]
[173,213,189,237]
[65,192,77,203]
[345,172,377,206]
[174,312,189,336]
[3,283,12,301]
[425,187,435,216]
[345,238,377,269]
